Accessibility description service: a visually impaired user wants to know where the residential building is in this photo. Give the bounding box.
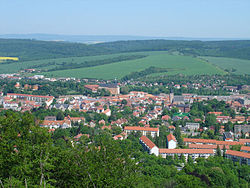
[167,134,177,149]
[241,146,250,153]
[139,136,159,156]
[234,125,250,138]
[223,132,233,141]
[225,150,250,165]
[124,126,159,138]
[185,123,200,131]
[159,149,214,161]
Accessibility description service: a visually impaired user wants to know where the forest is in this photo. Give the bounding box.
[0,110,249,187]
[1,39,250,61]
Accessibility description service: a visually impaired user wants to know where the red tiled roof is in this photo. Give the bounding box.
[241,146,250,152]
[226,150,250,159]
[140,136,156,149]
[159,148,214,154]
[188,144,229,150]
[124,126,159,132]
[183,138,243,146]
[239,139,250,143]
[208,112,222,115]
[162,115,170,120]
[167,134,176,142]
[7,93,54,98]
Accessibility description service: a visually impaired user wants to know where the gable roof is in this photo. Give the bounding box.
[188,144,229,150]
[183,138,243,146]
[159,148,214,154]
[167,134,176,142]
[226,150,250,159]
[124,126,159,132]
[241,146,250,152]
[140,136,156,149]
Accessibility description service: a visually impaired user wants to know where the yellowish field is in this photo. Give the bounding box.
[0,57,19,62]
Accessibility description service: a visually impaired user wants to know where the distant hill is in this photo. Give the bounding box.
[1,34,249,43]
[0,38,250,61]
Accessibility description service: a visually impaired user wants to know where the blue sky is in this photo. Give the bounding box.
[1,0,250,38]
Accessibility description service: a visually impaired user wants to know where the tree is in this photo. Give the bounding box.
[205,114,216,127]
[174,125,183,147]
[121,99,128,105]
[216,145,222,156]
[56,111,65,120]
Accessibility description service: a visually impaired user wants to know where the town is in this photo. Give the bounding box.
[1,76,249,166]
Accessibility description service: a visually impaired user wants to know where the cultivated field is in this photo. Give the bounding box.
[0,57,19,63]
[43,52,225,79]
[0,52,150,74]
[201,56,250,75]
[0,51,227,79]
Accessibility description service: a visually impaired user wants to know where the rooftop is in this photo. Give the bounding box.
[140,136,156,149]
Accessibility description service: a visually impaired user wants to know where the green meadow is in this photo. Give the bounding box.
[201,56,250,74]
[43,52,225,79]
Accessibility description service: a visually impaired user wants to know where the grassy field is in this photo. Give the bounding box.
[43,52,225,79]
[0,52,152,74]
[201,56,250,74]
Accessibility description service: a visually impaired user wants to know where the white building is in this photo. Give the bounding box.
[159,149,214,161]
[124,126,159,138]
[140,136,159,156]
[185,123,200,131]
[167,134,177,149]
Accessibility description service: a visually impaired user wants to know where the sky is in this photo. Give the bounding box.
[1,0,250,38]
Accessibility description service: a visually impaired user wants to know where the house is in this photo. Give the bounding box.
[162,115,171,121]
[41,120,71,129]
[167,134,177,149]
[44,116,57,121]
[208,112,222,116]
[139,136,159,156]
[124,126,159,138]
[53,104,73,111]
[113,132,126,140]
[234,125,250,138]
[102,109,111,116]
[223,132,233,141]
[225,150,250,165]
[185,123,200,131]
[175,104,190,113]
[216,116,230,123]
[64,116,85,123]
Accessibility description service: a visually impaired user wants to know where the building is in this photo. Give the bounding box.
[185,123,200,131]
[140,136,159,156]
[188,144,229,154]
[223,132,233,141]
[239,139,250,146]
[124,126,159,138]
[84,85,99,93]
[7,93,54,106]
[99,83,120,95]
[183,138,243,146]
[225,150,250,165]
[159,149,214,161]
[41,119,71,129]
[241,146,250,153]
[234,125,250,138]
[167,134,177,149]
